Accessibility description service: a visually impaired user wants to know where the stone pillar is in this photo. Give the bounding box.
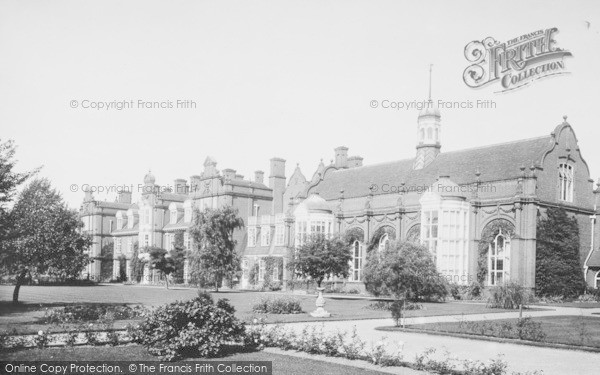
[183,259,190,284]
[112,259,120,280]
[126,259,132,281]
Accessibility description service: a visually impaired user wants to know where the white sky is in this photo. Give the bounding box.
[1,0,600,208]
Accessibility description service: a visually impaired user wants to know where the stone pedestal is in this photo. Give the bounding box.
[310,287,331,317]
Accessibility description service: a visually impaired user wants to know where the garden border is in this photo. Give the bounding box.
[375,326,600,353]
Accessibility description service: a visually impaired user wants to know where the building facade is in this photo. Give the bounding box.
[244,101,600,290]
[81,101,600,290]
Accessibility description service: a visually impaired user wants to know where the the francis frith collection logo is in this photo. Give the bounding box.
[463,27,572,92]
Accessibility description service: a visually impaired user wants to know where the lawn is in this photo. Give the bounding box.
[0,345,391,375]
[0,284,528,334]
[399,315,600,348]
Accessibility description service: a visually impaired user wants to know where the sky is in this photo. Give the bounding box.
[1,0,600,208]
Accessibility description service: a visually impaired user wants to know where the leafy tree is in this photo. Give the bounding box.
[535,207,586,298]
[99,242,114,281]
[171,231,187,283]
[148,247,177,289]
[189,206,244,291]
[290,234,352,288]
[0,139,36,218]
[2,178,92,303]
[0,139,36,300]
[363,241,448,301]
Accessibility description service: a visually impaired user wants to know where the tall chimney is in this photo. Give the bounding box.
[255,170,265,184]
[348,156,363,168]
[270,158,286,214]
[334,146,349,168]
[173,179,187,194]
[223,168,236,181]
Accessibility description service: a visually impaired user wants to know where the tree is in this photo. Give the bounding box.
[290,234,352,288]
[189,206,244,291]
[535,207,586,298]
[148,247,177,289]
[0,139,36,299]
[0,139,36,218]
[363,241,449,301]
[2,179,92,303]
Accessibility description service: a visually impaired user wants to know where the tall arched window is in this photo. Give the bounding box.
[427,127,433,140]
[351,241,363,281]
[378,234,389,252]
[595,271,600,288]
[559,163,574,202]
[488,229,510,286]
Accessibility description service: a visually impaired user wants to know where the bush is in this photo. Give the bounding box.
[487,282,531,309]
[363,241,449,301]
[252,297,303,314]
[132,295,245,361]
[515,317,546,341]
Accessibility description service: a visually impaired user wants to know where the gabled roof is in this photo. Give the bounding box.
[310,136,554,200]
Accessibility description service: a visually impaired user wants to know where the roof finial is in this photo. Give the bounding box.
[563,115,568,123]
[428,64,433,101]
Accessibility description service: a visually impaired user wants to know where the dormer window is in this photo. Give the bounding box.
[559,163,573,202]
[117,218,123,229]
[184,208,192,223]
[170,210,178,224]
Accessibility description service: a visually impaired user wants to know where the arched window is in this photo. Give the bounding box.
[595,271,600,288]
[419,128,425,141]
[378,234,389,252]
[435,128,439,142]
[427,127,433,140]
[488,229,510,286]
[559,163,574,202]
[351,241,363,281]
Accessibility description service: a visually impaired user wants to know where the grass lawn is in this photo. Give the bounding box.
[0,284,533,334]
[0,345,390,375]
[531,302,600,309]
[401,315,600,348]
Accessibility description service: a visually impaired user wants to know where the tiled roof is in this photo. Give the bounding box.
[310,136,554,200]
[93,201,132,210]
[160,193,187,202]
[226,179,270,190]
[111,224,139,235]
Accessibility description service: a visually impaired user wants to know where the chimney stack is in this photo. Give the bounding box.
[223,168,236,181]
[117,190,132,204]
[270,158,286,214]
[173,179,187,194]
[348,156,363,168]
[334,146,349,168]
[255,170,265,184]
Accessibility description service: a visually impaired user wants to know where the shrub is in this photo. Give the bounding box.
[363,241,449,301]
[487,282,531,309]
[132,295,245,361]
[515,317,546,341]
[252,296,303,314]
[535,207,586,298]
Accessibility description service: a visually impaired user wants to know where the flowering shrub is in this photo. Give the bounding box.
[132,295,245,361]
[252,297,303,314]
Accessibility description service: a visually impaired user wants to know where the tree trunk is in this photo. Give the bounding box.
[165,273,169,289]
[214,273,219,292]
[317,278,323,288]
[13,268,28,304]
